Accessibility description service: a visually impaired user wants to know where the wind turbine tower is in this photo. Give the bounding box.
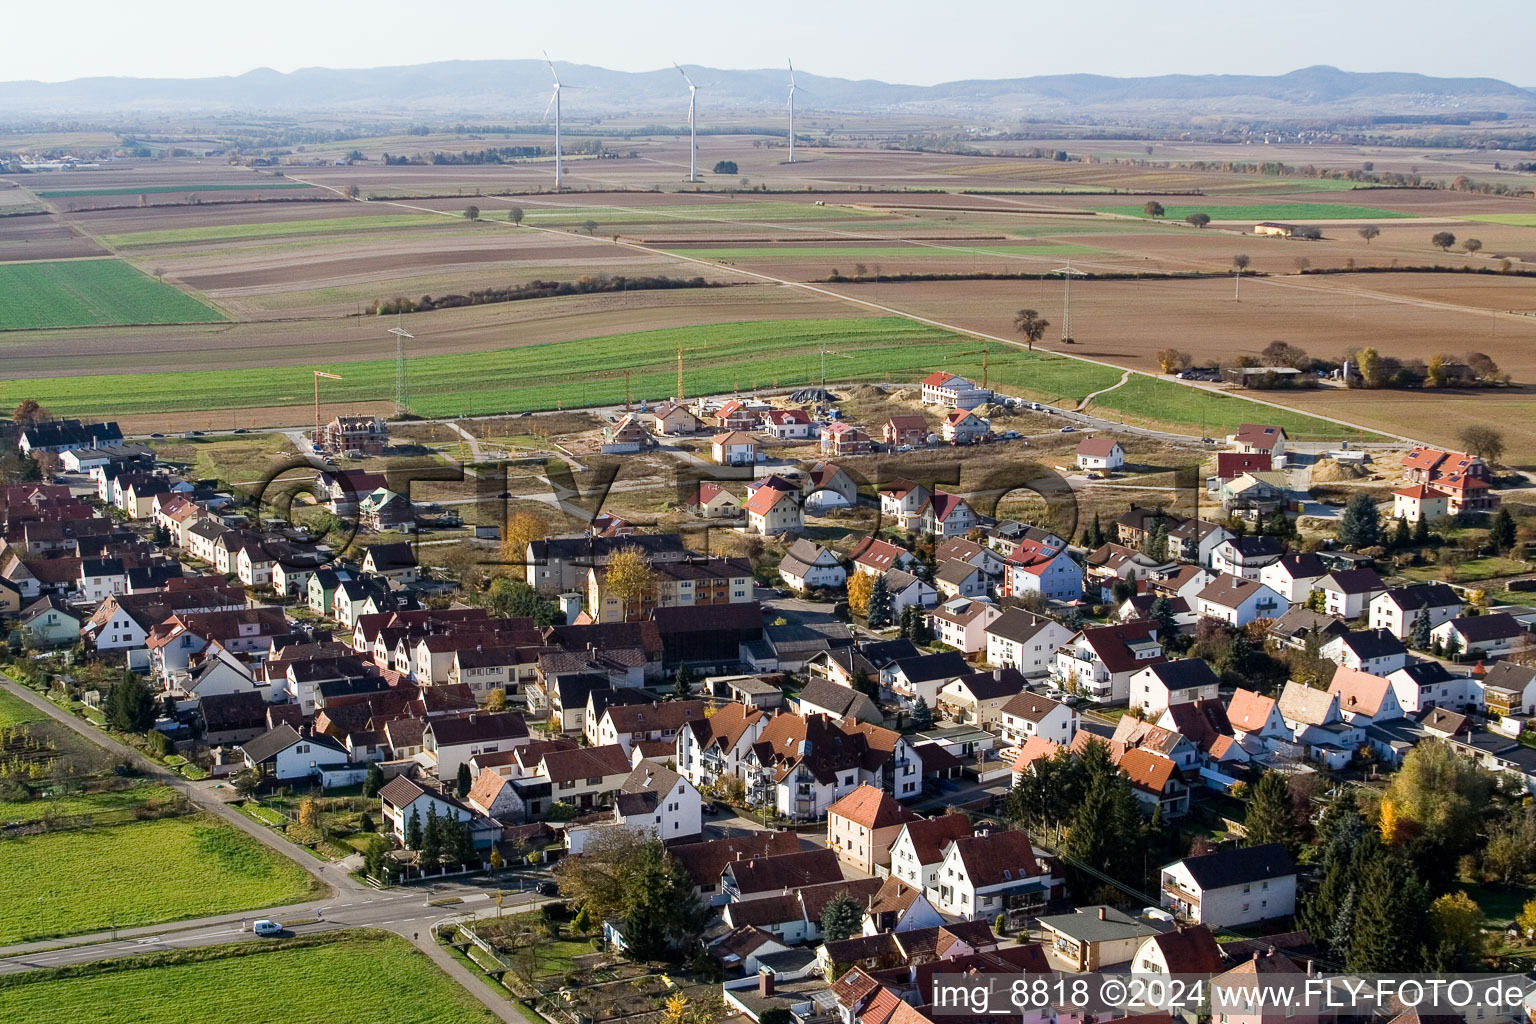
[786,60,797,163]
[543,52,563,190]
[676,64,698,182]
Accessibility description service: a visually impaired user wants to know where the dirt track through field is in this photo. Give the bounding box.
[283,172,1414,443]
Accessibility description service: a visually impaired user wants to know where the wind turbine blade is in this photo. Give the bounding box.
[543,50,560,86]
[542,91,557,122]
[674,62,695,88]
[789,59,795,85]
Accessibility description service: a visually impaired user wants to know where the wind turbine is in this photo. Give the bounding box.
[543,51,563,190]
[675,63,698,182]
[786,60,797,163]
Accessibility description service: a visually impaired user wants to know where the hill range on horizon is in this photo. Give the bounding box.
[3,61,1534,120]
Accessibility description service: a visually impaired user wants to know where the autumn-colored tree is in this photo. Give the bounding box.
[1379,798,1400,845]
[298,796,322,829]
[662,994,691,1024]
[12,400,49,425]
[1156,348,1192,374]
[485,689,507,712]
[1517,897,1536,940]
[501,510,548,565]
[847,571,874,615]
[605,545,657,604]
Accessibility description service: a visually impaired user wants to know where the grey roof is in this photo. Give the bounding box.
[1140,658,1220,691]
[1443,613,1520,643]
[240,724,345,763]
[1332,629,1406,661]
[1175,843,1296,890]
[797,678,878,720]
[1381,583,1461,612]
[987,607,1063,645]
[1038,905,1166,943]
[936,559,981,585]
[1320,568,1386,595]
[1270,607,1349,641]
[1390,659,1457,687]
[1483,661,1536,695]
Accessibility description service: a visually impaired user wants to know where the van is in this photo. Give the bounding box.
[252,919,283,937]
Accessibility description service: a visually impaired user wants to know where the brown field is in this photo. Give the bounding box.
[0,212,107,260]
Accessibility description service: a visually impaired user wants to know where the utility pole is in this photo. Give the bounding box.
[1050,259,1087,344]
[677,348,685,401]
[624,370,632,413]
[390,312,414,418]
[982,347,989,389]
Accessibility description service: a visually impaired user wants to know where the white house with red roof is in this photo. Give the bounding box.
[804,462,858,509]
[762,408,815,439]
[1226,688,1289,754]
[926,597,1001,654]
[1075,437,1125,471]
[1326,665,1404,725]
[744,479,803,536]
[919,491,977,538]
[941,408,989,444]
[1004,548,1083,603]
[692,481,741,518]
[712,431,759,466]
[826,783,921,873]
[712,399,762,432]
[878,478,931,531]
[1392,484,1451,524]
[920,371,990,409]
[850,537,916,578]
[1226,424,1287,461]
[929,829,1058,921]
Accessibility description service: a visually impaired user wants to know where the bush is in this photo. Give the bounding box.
[147,730,173,757]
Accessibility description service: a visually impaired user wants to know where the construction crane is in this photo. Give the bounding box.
[313,370,342,452]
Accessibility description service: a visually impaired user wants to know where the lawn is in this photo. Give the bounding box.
[0,931,499,1024]
[13,315,1367,442]
[1398,555,1531,584]
[0,686,47,727]
[663,243,1101,259]
[35,182,312,198]
[0,259,226,329]
[100,213,457,247]
[1462,882,1535,926]
[0,814,321,943]
[148,433,298,485]
[1087,375,1382,441]
[1090,202,1417,221]
[0,781,178,823]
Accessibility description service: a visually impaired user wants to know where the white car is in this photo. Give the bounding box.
[1059,426,1075,433]
[252,919,283,937]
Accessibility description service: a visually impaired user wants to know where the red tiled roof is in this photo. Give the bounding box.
[1075,437,1122,458]
[827,783,921,829]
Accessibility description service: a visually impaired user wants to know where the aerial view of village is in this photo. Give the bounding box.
[3,4,1536,1022]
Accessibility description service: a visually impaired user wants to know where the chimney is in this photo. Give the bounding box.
[993,669,1002,681]
[759,970,775,997]
[1097,907,1106,921]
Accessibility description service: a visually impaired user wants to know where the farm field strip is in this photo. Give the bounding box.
[34,182,316,198]
[99,214,459,247]
[0,259,226,329]
[7,314,1365,439]
[1088,202,1420,221]
[0,932,499,1024]
[1465,214,1536,227]
[660,243,1102,259]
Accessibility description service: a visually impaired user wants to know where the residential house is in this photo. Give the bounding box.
[998,691,1078,746]
[1075,437,1125,472]
[1401,446,1497,514]
[796,678,884,726]
[1210,536,1286,581]
[1084,542,1165,600]
[1432,613,1522,658]
[742,712,921,817]
[1131,659,1221,716]
[1321,629,1408,675]
[1259,553,1327,604]
[883,570,938,617]
[379,775,483,846]
[881,650,970,711]
[889,814,973,895]
[535,744,634,815]
[803,461,858,511]
[877,479,931,532]
[422,712,531,780]
[1119,747,1190,818]
[744,481,803,537]
[1227,424,1288,462]
[609,762,702,845]
[712,400,763,432]
[1327,665,1404,725]
[1227,688,1289,754]
[18,419,121,455]
[676,703,768,794]
[1220,473,1291,515]
[777,540,846,593]
[985,609,1073,677]
[920,372,989,409]
[850,538,916,578]
[918,491,976,538]
[1037,906,1167,972]
[1167,519,1234,569]
[1196,575,1286,627]
[692,482,741,519]
[19,595,82,647]
[240,724,350,782]
[601,414,650,451]
[884,416,930,448]
[1392,485,1450,525]
[826,784,921,873]
[722,848,842,902]
[1004,549,1083,604]
[940,408,988,444]
[588,699,708,755]
[1387,660,1478,716]
[936,669,1030,729]
[925,597,1000,655]
[934,559,987,600]
[1484,662,1536,718]
[761,408,814,440]
[712,431,759,466]
[1275,681,1362,768]
[362,542,419,584]
[1215,452,1273,487]
[1316,568,1387,620]
[861,876,944,936]
[1370,583,1462,639]
[821,422,873,458]
[1054,621,1166,704]
[929,829,1057,924]
[1160,844,1297,929]
[651,401,703,436]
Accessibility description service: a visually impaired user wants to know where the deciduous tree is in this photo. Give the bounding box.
[508,207,524,225]
[1458,424,1504,464]
[847,571,874,616]
[1185,213,1210,229]
[502,511,547,565]
[1463,238,1482,254]
[1432,231,1457,251]
[1155,348,1192,374]
[1013,308,1049,352]
[1143,201,1165,218]
[1358,225,1380,245]
[605,545,657,606]
[464,205,480,221]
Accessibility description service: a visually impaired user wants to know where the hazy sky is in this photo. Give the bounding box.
[9,0,1535,86]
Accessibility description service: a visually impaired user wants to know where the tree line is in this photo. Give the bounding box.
[373,275,727,315]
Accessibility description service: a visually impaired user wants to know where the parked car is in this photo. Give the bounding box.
[232,428,248,434]
[1059,426,1075,433]
[252,919,283,936]
[537,881,559,897]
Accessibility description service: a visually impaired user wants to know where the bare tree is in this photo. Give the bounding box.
[1358,225,1380,245]
[1233,254,1251,271]
[1293,257,1311,273]
[1458,425,1504,465]
[1013,309,1049,352]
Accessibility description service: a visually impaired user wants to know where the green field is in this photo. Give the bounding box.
[663,243,1101,260]
[0,259,225,329]
[0,687,47,727]
[100,213,456,247]
[521,200,873,226]
[1086,375,1378,441]
[36,182,314,198]
[13,315,1367,440]
[1091,202,1417,221]
[1465,213,1536,227]
[0,932,498,1024]
[0,782,179,824]
[0,814,320,943]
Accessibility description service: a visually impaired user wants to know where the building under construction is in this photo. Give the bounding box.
[316,415,389,456]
